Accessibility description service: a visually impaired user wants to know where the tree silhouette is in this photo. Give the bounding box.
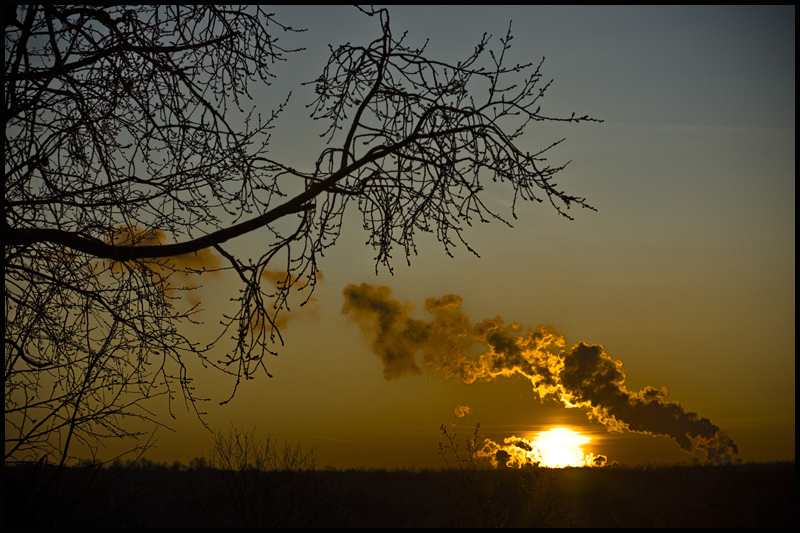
[5,6,599,464]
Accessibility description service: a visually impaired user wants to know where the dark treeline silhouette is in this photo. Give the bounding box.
[4,460,794,527]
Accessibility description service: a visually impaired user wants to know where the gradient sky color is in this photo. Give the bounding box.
[120,5,793,469]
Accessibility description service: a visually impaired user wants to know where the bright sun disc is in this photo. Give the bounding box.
[532,427,591,467]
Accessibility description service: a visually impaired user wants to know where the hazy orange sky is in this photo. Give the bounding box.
[114,5,793,469]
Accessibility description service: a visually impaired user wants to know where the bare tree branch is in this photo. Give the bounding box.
[5,5,598,464]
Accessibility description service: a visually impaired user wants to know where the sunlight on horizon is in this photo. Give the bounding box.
[532,426,592,468]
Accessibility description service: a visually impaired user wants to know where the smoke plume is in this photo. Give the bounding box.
[105,225,320,328]
[478,435,544,468]
[449,404,473,427]
[259,268,323,330]
[342,283,738,464]
[106,224,222,307]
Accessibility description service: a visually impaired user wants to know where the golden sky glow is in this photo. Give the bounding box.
[54,6,793,470]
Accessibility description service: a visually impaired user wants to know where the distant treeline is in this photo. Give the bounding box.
[4,461,795,527]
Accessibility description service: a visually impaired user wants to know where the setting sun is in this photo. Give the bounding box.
[532,427,591,468]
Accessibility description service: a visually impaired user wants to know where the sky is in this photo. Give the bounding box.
[128,5,793,469]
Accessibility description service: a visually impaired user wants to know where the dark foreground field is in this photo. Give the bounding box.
[4,461,794,527]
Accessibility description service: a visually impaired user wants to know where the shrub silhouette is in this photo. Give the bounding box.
[438,424,509,527]
[194,427,318,527]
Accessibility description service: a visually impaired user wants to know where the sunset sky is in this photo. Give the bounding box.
[131,5,793,469]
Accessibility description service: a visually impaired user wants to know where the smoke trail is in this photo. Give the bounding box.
[260,268,323,330]
[106,224,222,306]
[449,404,473,427]
[106,224,223,273]
[342,283,738,464]
[478,435,544,468]
[453,404,473,419]
[105,225,320,328]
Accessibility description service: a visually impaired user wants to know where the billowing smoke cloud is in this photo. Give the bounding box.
[341,283,429,379]
[107,224,223,272]
[342,283,738,464]
[105,225,321,328]
[260,268,323,330]
[453,404,473,418]
[106,224,222,307]
[449,404,473,427]
[585,453,608,467]
[478,435,543,468]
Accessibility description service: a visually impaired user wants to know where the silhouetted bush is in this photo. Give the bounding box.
[191,427,319,527]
